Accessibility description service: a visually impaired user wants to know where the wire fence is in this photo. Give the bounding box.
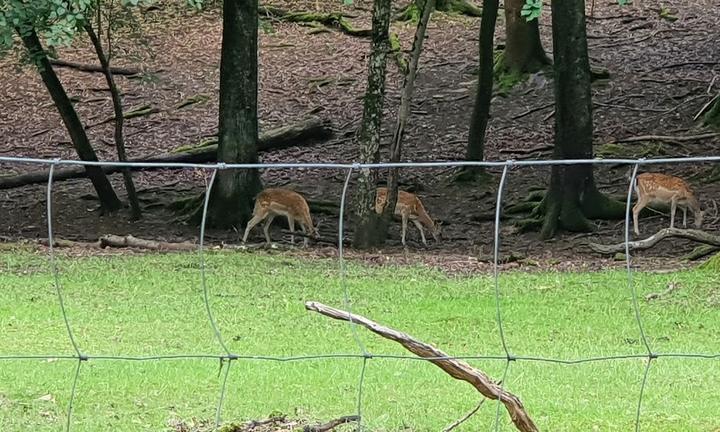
[1,154,720,431]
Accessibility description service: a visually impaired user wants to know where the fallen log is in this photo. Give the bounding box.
[587,227,720,255]
[258,6,371,37]
[37,238,100,248]
[99,234,196,251]
[36,235,196,251]
[49,58,144,76]
[305,301,538,432]
[0,116,333,190]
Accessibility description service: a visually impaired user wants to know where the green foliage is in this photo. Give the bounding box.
[522,0,630,22]
[521,0,542,21]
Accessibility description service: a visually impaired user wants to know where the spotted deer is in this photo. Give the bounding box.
[375,187,441,246]
[631,172,704,236]
[242,188,318,247]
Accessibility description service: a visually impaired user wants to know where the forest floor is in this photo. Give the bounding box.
[1,0,719,272]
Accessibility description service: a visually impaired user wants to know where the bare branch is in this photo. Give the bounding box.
[587,227,720,255]
[304,301,538,432]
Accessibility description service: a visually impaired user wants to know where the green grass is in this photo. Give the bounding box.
[1,249,719,431]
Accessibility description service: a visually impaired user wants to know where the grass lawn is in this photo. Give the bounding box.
[0,248,719,431]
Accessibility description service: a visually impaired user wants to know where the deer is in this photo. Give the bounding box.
[242,188,319,247]
[375,187,441,247]
[631,172,704,236]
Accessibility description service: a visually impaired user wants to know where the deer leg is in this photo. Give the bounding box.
[287,216,296,245]
[262,215,276,245]
[682,206,688,227]
[632,197,649,236]
[301,223,310,248]
[413,219,428,246]
[242,214,265,243]
[401,213,409,247]
[670,197,678,229]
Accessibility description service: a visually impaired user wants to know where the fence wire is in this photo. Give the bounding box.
[1,155,720,431]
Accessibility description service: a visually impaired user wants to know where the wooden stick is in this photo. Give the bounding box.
[304,301,538,432]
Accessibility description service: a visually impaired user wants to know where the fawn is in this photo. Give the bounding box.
[631,172,704,236]
[242,188,318,247]
[375,187,441,246]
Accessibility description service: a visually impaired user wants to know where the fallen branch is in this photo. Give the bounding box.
[681,244,720,261]
[649,61,720,72]
[587,227,720,255]
[2,117,332,189]
[258,6,371,37]
[37,238,100,248]
[511,102,554,120]
[86,104,161,129]
[303,415,360,432]
[49,58,143,76]
[442,399,487,432]
[98,234,196,251]
[304,301,538,432]
[611,132,720,144]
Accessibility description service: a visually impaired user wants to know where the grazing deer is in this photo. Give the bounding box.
[375,187,441,247]
[631,172,704,236]
[242,188,318,247]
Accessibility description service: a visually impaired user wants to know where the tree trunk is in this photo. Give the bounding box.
[539,0,622,239]
[352,0,392,249]
[383,0,434,224]
[84,20,142,221]
[205,0,263,229]
[502,0,551,74]
[18,27,122,213]
[462,0,499,180]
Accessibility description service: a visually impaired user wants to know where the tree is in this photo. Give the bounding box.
[461,0,500,181]
[15,25,122,213]
[203,0,262,229]
[534,0,622,238]
[383,0,434,223]
[84,2,142,220]
[352,0,392,249]
[500,0,550,74]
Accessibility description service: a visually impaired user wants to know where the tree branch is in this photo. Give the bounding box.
[48,58,144,76]
[587,227,720,255]
[304,301,538,432]
[611,132,720,144]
